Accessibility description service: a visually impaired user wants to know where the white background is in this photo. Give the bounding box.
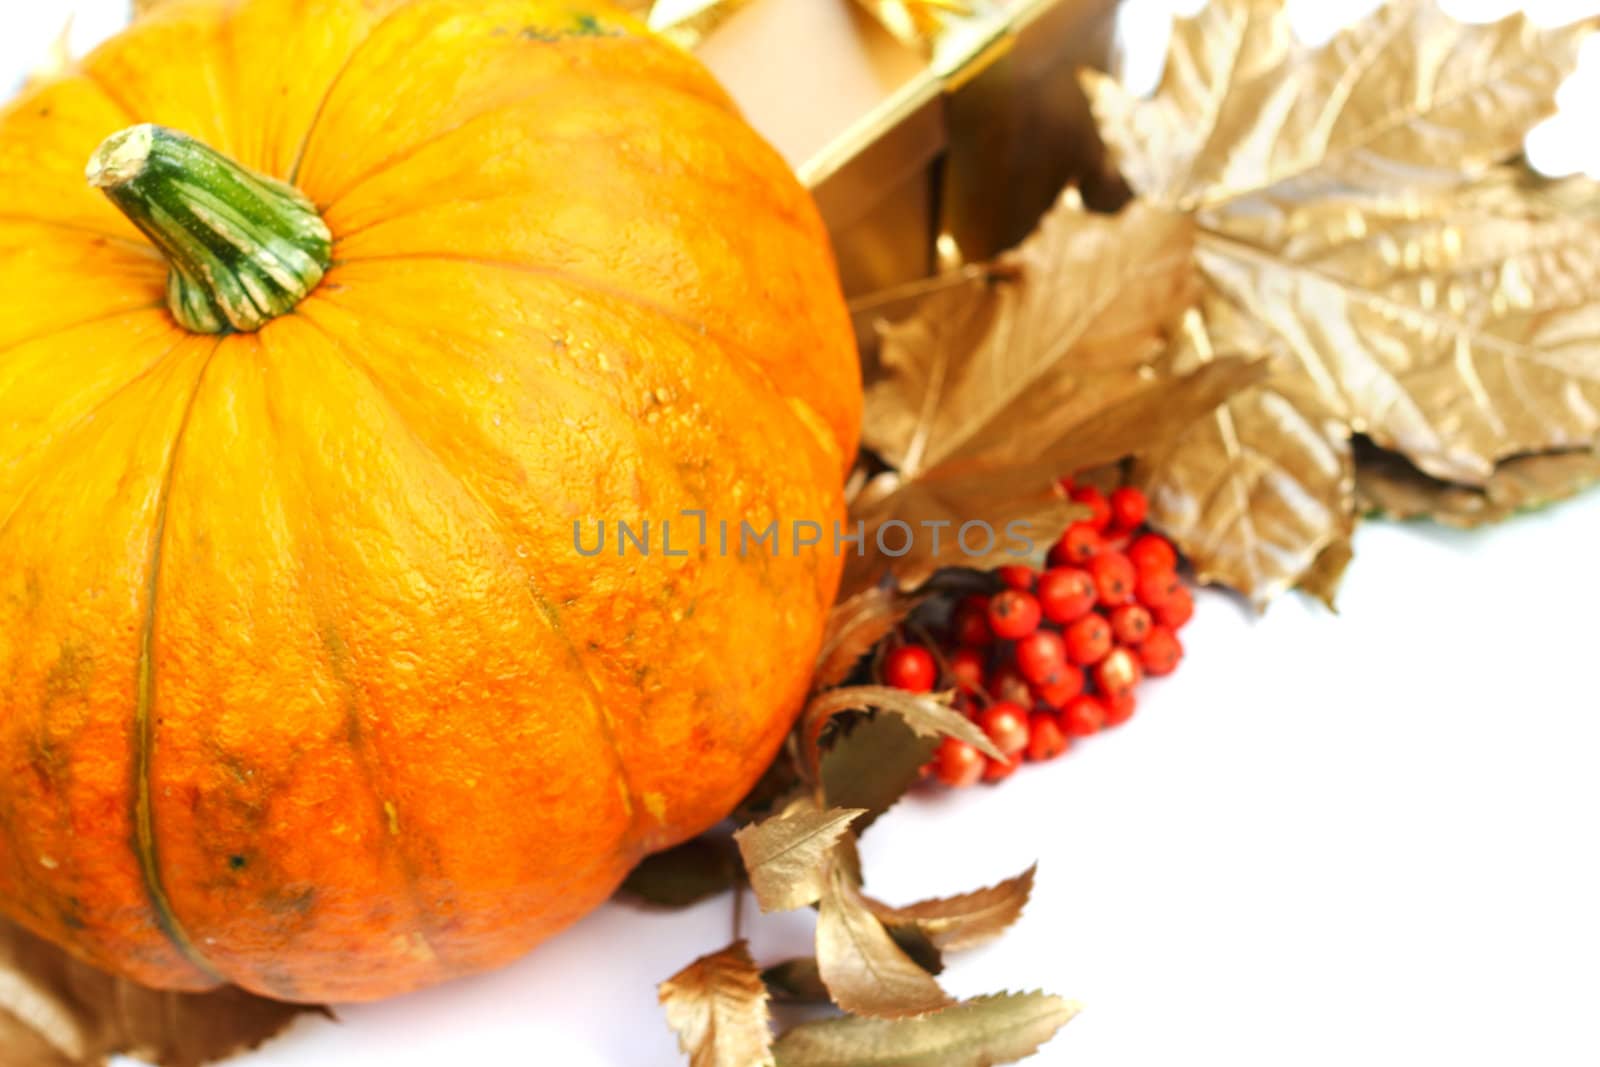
[4,2,1600,1064]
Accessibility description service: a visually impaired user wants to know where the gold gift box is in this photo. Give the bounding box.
[636,0,1121,302]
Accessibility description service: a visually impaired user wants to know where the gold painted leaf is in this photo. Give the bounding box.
[1356,444,1600,527]
[0,916,314,1067]
[1132,307,1354,606]
[1298,536,1354,611]
[1085,0,1600,603]
[1199,171,1600,483]
[620,834,743,909]
[863,865,1036,954]
[1083,0,1586,212]
[820,712,940,832]
[660,940,775,1067]
[761,958,831,1005]
[735,801,866,914]
[772,992,1080,1066]
[847,193,1259,595]
[815,863,954,1020]
[800,687,1005,785]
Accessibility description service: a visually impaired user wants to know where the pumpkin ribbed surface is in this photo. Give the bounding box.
[0,0,859,1002]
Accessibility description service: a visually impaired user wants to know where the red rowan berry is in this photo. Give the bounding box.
[1135,568,1182,610]
[1104,691,1137,727]
[1048,522,1102,567]
[1109,603,1153,645]
[1015,630,1068,686]
[1094,647,1142,701]
[979,701,1031,757]
[997,565,1035,591]
[1064,613,1113,666]
[1068,485,1112,530]
[1033,664,1086,708]
[1026,713,1070,761]
[1089,552,1137,606]
[1062,695,1107,737]
[1038,567,1097,624]
[987,590,1042,640]
[949,647,987,694]
[1108,486,1148,531]
[1129,533,1177,574]
[1155,585,1194,630]
[883,645,937,693]
[1141,625,1184,676]
[934,737,985,788]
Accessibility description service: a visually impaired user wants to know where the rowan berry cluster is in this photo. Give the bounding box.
[880,482,1193,788]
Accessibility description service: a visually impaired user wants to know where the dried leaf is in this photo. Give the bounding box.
[1356,444,1600,527]
[864,866,1036,953]
[735,802,866,914]
[620,835,743,909]
[0,916,315,1067]
[820,713,940,832]
[660,941,775,1067]
[772,992,1081,1066]
[846,194,1257,594]
[815,863,953,1019]
[800,687,1005,785]
[761,958,831,1005]
[814,588,919,692]
[1085,1,1600,602]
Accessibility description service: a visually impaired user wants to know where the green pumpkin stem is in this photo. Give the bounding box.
[87,124,332,334]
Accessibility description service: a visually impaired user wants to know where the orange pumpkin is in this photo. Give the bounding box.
[0,0,859,1002]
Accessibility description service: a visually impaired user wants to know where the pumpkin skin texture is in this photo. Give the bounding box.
[0,0,860,1003]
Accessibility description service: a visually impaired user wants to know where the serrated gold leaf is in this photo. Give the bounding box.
[848,194,1258,595]
[1086,1,1600,602]
[821,712,939,832]
[772,991,1080,1066]
[735,802,866,914]
[864,865,1036,953]
[800,687,1005,787]
[0,916,314,1067]
[816,863,953,1020]
[660,941,775,1067]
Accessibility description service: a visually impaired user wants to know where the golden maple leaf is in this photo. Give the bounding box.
[1081,0,1600,604]
[846,192,1262,595]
